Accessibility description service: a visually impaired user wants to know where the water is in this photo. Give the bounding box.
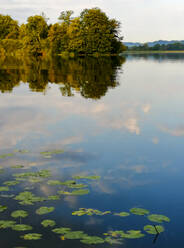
[0,54,184,247]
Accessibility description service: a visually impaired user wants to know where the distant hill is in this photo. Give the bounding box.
[124,40,184,47]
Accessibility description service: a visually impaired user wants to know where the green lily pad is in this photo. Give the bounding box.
[121,230,145,239]
[144,225,164,234]
[147,214,170,223]
[0,205,7,212]
[40,150,64,157]
[21,233,42,240]
[0,153,14,159]
[15,191,46,205]
[130,208,149,216]
[52,227,71,234]
[3,181,20,186]
[48,195,60,201]
[80,236,104,244]
[29,178,42,183]
[47,180,62,185]
[105,237,122,245]
[114,212,130,217]
[68,184,88,189]
[11,165,24,169]
[71,189,90,195]
[11,210,28,218]
[73,175,101,180]
[36,206,55,215]
[0,220,16,229]
[0,186,9,191]
[0,194,14,198]
[13,170,51,179]
[64,231,88,239]
[72,208,111,216]
[0,169,4,174]
[41,220,56,227]
[12,224,32,231]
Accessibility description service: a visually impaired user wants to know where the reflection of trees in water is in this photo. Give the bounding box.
[0,56,125,99]
[127,53,184,62]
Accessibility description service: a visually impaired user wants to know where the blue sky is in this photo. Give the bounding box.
[1,0,184,42]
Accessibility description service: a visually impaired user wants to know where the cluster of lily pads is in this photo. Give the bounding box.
[0,150,171,246]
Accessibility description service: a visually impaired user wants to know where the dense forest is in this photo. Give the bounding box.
[0,8,126,56]
[127,42,184,51]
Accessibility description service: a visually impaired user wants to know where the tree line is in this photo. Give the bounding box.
[0,8,126,56]
[127,43,184,51]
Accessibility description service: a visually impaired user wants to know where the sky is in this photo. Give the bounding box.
[1,0,184,42]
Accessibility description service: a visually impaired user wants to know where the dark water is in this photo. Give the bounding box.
[0,54,184,248]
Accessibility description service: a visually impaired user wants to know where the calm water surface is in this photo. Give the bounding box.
[0,54,184,247]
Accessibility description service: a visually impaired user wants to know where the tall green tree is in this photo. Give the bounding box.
[0,14,19,40]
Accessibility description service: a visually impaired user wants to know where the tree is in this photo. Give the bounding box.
[0,14,19,40]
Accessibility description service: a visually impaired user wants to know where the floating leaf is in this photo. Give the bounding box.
[52,227,71,234]
[13,170,51,179]
[41,220,56,227]
[0,194,14,198]
[0,186,9,191]
[120,230,145,239]
[15,191,46,205]
[0,153,14,159]
[0,220,16,229]
[68,184,88,189]
[29,178,42,183]
[147,214,170,223]
[11,210,28,218]
[130,208,149,216]
[72,208,111,216]
[11,165,24,169]
[40,150,64,157]
[73,175,101,180]
[105,237,122,245]
[80,236,104,244]
[12,224,32,231]
[21,233,42,240]
[36,206,55,215]
[3,181,20,186]
[0,205,7,212]
[64,231,88,240]
[144,225,164,234]
[114,212,130,217]
[71,189,89,195]
[48,195,60,201]
[47,180,62,185]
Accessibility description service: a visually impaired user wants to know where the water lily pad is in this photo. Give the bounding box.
[29,178,42,183]
[52,227,71,234]
[121,230,145,239]
[15,191,46,205]
[80,236,104,244]
[47,180,62,185]
[114,212,130,217]
[68,184,88,189]
[147,214,170,223]
[48,195,60,200]
[144,225,164,234]
[105,237,122,245]
[21,233,42,240]
[41,219,56,227]
[0,205,7,212]
[73,175,101,180]
[0,153,14,159]
[40,150,64,157]
[0,220,16,229]
[0,186,9,191]
[13,170,51,179]
[130,208,149,216]
[3,181,20,186]
[71,189,90,195]
[72,208,111,216]
[11,210,28,218]
[11,165,24,169]
[64,231,88,239]
[0,194,14,198]
[12,224,32,231]
[36,206,55,215]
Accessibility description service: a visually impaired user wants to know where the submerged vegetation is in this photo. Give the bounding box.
[0,8,126,57]
[0,149,170,246]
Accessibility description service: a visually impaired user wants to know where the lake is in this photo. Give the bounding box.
[0,54,183,247]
